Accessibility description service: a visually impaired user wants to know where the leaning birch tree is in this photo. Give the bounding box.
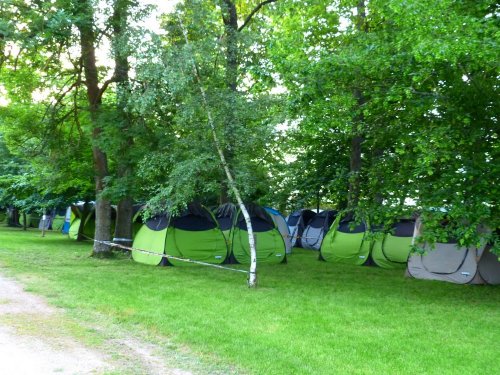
[176,13,258,286]
[175,1,279,287]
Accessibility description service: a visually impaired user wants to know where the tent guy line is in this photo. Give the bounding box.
[87,236,250,275]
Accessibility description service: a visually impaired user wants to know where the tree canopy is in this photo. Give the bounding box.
[0,0,498,253]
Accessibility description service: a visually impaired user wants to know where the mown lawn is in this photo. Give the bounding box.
[0,226,498,374]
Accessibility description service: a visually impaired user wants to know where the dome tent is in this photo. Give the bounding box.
[132,202,228,267]
[19,212,40,228]
[132,204,145,238]
[477,244,500,285]
[286,209,317,248]
[215,203,237,241]
[61,206,72,234]
[67,203,103,240]
[229,203,286,264]
[132,214,169,266]
[371,218,416,269]
[51,208,68,231]
[68,204,85,239]
[320,212,372,265]
[406,219,497,284]
[38,213,52,231]
[301,210,337,250]
[264,207,292,254]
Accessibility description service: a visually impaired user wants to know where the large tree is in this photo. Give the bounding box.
[0,0,148,254]
[269,0,498,248]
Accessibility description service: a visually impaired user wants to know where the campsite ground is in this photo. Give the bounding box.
[0,226,499,374]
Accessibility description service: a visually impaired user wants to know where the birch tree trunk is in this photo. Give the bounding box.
[176,13,257,287]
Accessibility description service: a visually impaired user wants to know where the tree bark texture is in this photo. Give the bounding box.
[348,0,368,208]
[111,0,134,245]
[77,0,112,255]
[219,1,239,201]
[114,197,133,247]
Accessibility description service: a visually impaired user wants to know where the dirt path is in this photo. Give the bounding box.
[0,273,195,375]
[0,273,112,374]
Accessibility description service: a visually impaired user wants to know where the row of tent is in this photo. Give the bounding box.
[132,203,288,266]
[287,209,500,285]
[60,202,289,266]
[1,207,71,232]
[67,204,143,240]
[5,202,497,286]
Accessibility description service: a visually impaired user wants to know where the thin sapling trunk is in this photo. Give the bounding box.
[176,14,257,287]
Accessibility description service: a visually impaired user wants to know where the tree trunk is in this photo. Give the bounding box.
[219,180,231,204]
[114,197,133,247]
[348,1,368,209]
[76,0,112,255]
[348,133,363,208]
[316,189,321,212]
[111,0,134,246]
[222,0,238,93]
[220,1,239,201]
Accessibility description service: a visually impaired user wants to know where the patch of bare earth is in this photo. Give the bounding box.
[0,273,197,375]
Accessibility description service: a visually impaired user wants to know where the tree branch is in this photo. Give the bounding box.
[238,0,277,32]
[96,75,118,103]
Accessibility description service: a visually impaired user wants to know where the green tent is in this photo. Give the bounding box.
[132,214,168,265]
[215,203,237,249]
[68,205,82,239]
[229,203,286,265]
[51,215,66,231]
[320,214,372,265]
[51,208,68,231]
[132,204,144,238]
[132,203,228,267]
[68,204,95,240]
[68,217,81,239]
[371,219,415,269]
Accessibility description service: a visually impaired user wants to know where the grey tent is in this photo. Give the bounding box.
[301,210,337,251]
[38,214,52,231]
[286,209,316,248]
[407,219,498,284]
[477,245,500,285]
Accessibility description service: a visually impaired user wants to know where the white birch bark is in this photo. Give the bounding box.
[176,14,257,287]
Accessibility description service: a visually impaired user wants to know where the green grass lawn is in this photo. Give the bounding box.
[0,226,499,374]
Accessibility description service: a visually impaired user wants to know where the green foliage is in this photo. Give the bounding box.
[0,0,497,252]
[267,0,499,251]
[130,1,285,213]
